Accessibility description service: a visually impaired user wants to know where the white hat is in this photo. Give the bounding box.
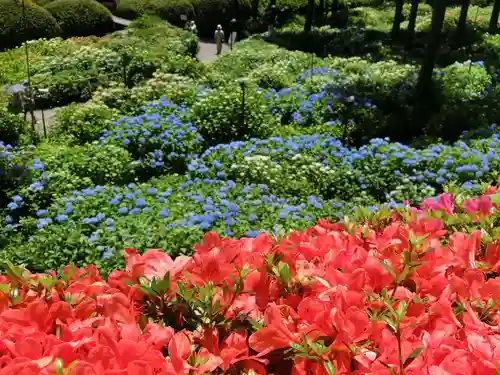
[217,24,222,29]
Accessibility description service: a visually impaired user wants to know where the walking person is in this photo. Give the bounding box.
[7,81,36,124]
[214,24,225,55]
[190,20,198,35]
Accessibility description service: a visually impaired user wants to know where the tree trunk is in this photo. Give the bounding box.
[330,0,339,24]
[416,0,447,98]
[252,0,259,16]
[304,0,315,33]
[489,0,500,33]
[391,0,405,41]
[456,0,470,40]
[406,0,419,47]
[318,0,325,25]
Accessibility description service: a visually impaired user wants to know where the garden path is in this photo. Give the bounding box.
[197,40,230,62]
[111,15,132,26]
[32,107,60,134]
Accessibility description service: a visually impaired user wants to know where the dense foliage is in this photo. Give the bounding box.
[116,0,195,27]
[116,0,252,36]
[0,0,61,50]
[0,106,34,146]
[44,0,114,37]
[3,27,500,272]
[2,6,500,373]
[0,18,199,109]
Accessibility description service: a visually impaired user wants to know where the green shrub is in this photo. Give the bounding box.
[247,61,298,89]
[35,0,54,6]
[205,39,316,85]
[30,43,141,107]
[6,142,136,221]
[146,0,194,27]
[0,0,61,50]
[53,102,120,144]
[125,16,200,57]
[0,106,35,146]
[114,0,146,19]
[44,0,114,37]
[189,81,279,145]
[116,0,195,28]
[90,73,199,112]
[34,70,110,107]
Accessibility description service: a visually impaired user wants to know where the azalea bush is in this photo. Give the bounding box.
[2,189,500,373]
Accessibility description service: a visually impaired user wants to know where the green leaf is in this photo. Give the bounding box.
[151,272,170,295]
[138,285,156,296]
[0,284,10,294]
[396,300,407,320]
[378,360,397,375]
[489,193,500,205]
[324,360,336,375]
[378,260,396,279]
[290,342,306,352]
[404,346,425,368]
[280,262,290,282]
[39,277,56,289]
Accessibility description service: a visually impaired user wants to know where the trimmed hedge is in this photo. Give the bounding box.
[117,0,251,37]
[148,0,195,27]
[44,0,114,37]
[0,0,61,50]
[116,0,195,27]
[114,0,147,19]
[35,0,55,6]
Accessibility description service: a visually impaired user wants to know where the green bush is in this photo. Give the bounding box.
[35,0,55,6]
[146,0,195,27]
[6,142,136,220]
[114,0,146,19]
[90,73,199,112]
[44,0,114,37]
[116,0,195,28]
[189,81,279,145]
[0,106,35,146]
[0,0,61,50]
[204,39,316,86]
[53,102,120,144]
[125,16,200,57]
